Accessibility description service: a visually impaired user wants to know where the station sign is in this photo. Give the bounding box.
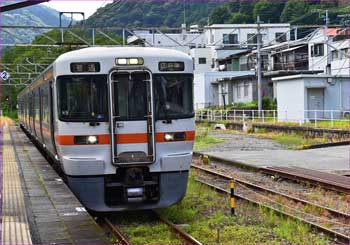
[0,71,10,81]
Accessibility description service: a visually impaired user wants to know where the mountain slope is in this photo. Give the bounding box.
[86,0,226,28]
[1,2,71,45]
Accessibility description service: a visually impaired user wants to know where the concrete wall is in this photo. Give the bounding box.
[190,48,213,74]
[275,75,350,122]
[276,78,305,122]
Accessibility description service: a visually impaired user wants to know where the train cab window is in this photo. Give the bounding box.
[154,74,194,119]
[112,72,149,121]
[57,75,108,122]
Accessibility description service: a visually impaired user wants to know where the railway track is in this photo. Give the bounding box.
[261,166,350,194]
[98,211,202,245]
[191,163,350,244]
[193,152,350,194]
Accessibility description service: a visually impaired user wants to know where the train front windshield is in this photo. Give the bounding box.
[154,74,194,119]
[57,74,193,122]
[57,75,108,122]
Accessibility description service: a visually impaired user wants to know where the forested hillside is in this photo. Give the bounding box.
[209,0,350,25]
[86,0,349,28]
[86,0,225,27]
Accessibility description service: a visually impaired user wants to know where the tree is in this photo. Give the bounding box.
[239,1,256,16]
[229,13,253,24]
[281,0,309,23]
[227,0,240,13]
[253,0,285,23]
[209,6,231,24]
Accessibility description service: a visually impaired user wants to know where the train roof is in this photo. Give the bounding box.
[55,47,192,64]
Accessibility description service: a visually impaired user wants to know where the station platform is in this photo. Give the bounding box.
[200,146,350,173]
[0,120,108,244]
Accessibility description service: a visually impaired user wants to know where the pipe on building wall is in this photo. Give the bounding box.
[340,79,342,110]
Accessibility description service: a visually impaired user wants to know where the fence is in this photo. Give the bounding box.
[195,109,350,129]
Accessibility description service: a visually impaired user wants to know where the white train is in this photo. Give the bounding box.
[17,47,195,212]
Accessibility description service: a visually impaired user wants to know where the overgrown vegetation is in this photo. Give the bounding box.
[200,97,277,111]
[194,127,225,150]
[253,129,328,149]
[158,175,330,244]
[109,212,183,244]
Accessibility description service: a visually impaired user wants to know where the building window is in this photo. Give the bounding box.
[198,57,207,64]
[237,84,241,98]
[340,48,349,60]
[247,34,258,47]
[244,82,249,97]
[275,32,287,43]
[311,44,324,57]
[331,50,339,61]
[223,34,238,45]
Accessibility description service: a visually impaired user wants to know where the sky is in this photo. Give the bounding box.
[42,0,114,20]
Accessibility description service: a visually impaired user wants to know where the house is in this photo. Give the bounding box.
[273,74,350,122]
[193,71,255,109]
[192,23,291,108]
[308,27,350,75]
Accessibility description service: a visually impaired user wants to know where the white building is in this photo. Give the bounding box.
[127,23,292,109]
[309,28,350,75]
[194,71,255,109]
[127,25,206,54]
[273,74,350,122]
[205,24,291,48]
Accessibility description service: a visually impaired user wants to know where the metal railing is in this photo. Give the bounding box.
[195,109,350,129]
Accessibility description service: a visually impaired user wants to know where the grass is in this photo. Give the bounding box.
[109,212,183,244]
[195,123,330,149]
[197,115,350,130]
[194,127,225,151]
[261,133,328,149]
[158,174,330,244]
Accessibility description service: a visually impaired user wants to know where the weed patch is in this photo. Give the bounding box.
[159,175,330,244]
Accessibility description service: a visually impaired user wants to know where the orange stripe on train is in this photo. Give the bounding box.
[56,131,195,145]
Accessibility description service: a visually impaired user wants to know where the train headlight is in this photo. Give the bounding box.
[74,135,98,145]
[164,132,186,142]
[87,135,98,144]
[164,133,175,141]
[116,58,127,65]
[116,57,144,65]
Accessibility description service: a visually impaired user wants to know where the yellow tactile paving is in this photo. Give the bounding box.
[0,117,15,127]
[2,125,32,244]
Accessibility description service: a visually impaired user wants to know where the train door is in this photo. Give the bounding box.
[108,69,155,165]
[49,81,58,156]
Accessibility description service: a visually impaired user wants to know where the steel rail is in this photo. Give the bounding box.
[102,218,130,245]
[153,211,202,245]
[193,152,350,194]
[261,167,350,194]
[191,164,350,220]
[194,178,350,245]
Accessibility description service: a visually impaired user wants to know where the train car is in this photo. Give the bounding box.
[17,47,195,212]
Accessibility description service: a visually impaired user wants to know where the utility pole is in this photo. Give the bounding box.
[257,16,263,114]
[324,9,331,74]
